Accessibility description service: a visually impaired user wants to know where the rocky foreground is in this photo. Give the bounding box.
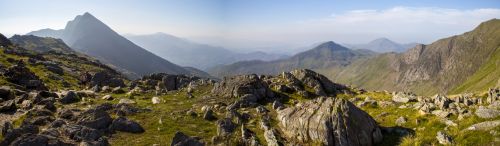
[0,65,499,145]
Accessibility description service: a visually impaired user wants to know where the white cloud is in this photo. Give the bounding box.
[218,7,500,52]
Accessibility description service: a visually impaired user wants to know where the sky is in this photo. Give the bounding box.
[1,0,499,53]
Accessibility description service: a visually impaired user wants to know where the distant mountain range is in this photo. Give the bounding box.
[28,12,210,79]
[344,38,418,53]
[207,41,376,77]
[210,19,500,95]
[125,33,288,70]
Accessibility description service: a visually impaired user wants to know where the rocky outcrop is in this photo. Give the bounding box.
[131,73,211,92]
[288,69,349,96]
[79,71,125,88]
[277,97,383,145]
[3,61,47,90]
[212,74,273,100]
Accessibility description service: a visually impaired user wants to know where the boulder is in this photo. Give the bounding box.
[10,134,49,146]
[466,120,500,131]
[118,99,136,104]
[62,124,102,141]
[3,62,47,90]
[77,108,113,130]
[171,131,204,146]
[475,107,500,119]
[101,95,113,100]
[211,74,273,101]
[289,69,349,96]
[109,117,145,133]
[111,87,125,94]
[277,97,383,145]
[392,92,417,103]
[0,100,16,112]
[433,94,452,109]
[0,86,13,100]
[59,91,80,104]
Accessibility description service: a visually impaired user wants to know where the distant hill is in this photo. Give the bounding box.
[125,33,288,70]
[28,12,207,79]
[10,35,72,53]
[331,19,500,95]
[345,38,417,53]
[207,41,375,77]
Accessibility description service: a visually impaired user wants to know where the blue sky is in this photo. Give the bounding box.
[1,0,499,52]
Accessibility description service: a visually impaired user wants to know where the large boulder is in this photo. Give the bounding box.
[277,97,383,145]
[288,69,349,96]
[109,117,145,133]
[475,107,500,119]
[77,108,113,130]
[59,91,80,104]
[392,92,417,103]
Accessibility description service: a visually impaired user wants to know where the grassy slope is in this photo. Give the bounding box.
[451,47,500,94]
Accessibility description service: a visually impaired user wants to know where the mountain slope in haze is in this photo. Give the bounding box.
[345,38,417,53]
[208,41,375,77]
[28,12,206,79]
[332,19,500,95]
[125,33,287,70]
[9,35,73,53]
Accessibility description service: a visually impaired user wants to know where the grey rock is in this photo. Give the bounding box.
[392,92,417,103]
[109,117,145,133]
[466,120,500,131]
[277,97,382,145]
[475,107,500,119]
[118,98,136,104]
[77,108,112,129]
[59,91,80,104]
[203,109,216,121]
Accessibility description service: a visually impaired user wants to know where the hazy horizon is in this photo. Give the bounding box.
[1,0,499,53]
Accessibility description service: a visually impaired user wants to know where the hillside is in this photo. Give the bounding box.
[28,13,207,79]
[332,19,500,95]
[208,41,376,77]
[0,33,125,90]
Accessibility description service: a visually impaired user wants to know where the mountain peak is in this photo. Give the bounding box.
[314,41,348,51]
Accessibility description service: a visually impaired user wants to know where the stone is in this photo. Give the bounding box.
[256,106,268,114]
[171,131,204,146]
[118,98,136,104]
[211,74,273,101]
[289,69,349,96]
[466,120,500,131]
[62,124,102,141]
[151,96,161,104]
[0,86,13,100]
[59,91,80,104]
[10,134,49,146]
[395,116,407,126]
[109,117,145,133]
[434,94,452,109]
[111,87,125,94]
[392,92,417,103]
[475,107,500,119]
[277,97,383,145]
[432,110,451,118]
[77,108,113,130]
[101,95,113,100]
[436,131,453,145]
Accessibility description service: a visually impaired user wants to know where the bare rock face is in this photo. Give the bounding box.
[277,97,382,145]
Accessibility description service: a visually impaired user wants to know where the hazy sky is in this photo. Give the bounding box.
[1,0,499,52]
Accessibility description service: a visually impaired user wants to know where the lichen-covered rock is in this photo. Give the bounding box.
[289,69,350,96]
[277,97,383,145]
[392,92,417,103]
